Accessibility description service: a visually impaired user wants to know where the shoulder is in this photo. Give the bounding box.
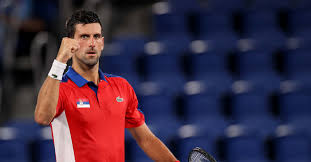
[103,73,128,84]
[103,73,133,89]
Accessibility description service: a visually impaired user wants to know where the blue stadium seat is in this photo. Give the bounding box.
[3,120,41,141]
[182,91,229,138]
[236,51,281,92]
[33,127,55,162]
[100,38,146,89]
[279,160,311,162]
[0,160,29,162]
[242,11,286,51]
[100,54,136,76]
[187,118,228,140]
[199,32,238,53]
[148,118,181,144]
[139,93,177,123]
[33,0,59,27]
[279,91,311,135]
[177,136,216,162]
[144,53,186,94]
[35,140,55,162]
[243,31,286,52]
[231,92,279,136]
[243,11,280,34]
[283,49,311,89]
[288,10,311,34]
[204,0,245,13]
[196,11,238,52]
[0,140,29,161]
[100,54,141,89]
[183,93,223,121]
[190,51,233,93]
[292,0,311,9]
[0,128,30,162]
[225,135,268,162]
[248,0,290,10]
[274,133,311,162]
[0,121,42,161]
[152,11,188,37]
[111,36,146,57]
[138,87,182,141]
[197,12,235,38]
[158,34,192,56]
[279,91,311,121]
[233,160,270,162]
[168,0,201,14]
[287,31,311,50]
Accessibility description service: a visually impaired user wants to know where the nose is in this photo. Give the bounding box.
[89,38,95,47]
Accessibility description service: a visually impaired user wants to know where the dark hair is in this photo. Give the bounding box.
[65,10,103,38]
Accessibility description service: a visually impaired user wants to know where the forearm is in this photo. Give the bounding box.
[137,135,178,162]
[34,77,60,125]
[34,38,77,125]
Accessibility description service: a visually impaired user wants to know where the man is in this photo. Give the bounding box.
[34,10,179,162]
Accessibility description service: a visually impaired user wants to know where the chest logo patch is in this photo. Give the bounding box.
[116,96,124,102]
[76,99,90,108]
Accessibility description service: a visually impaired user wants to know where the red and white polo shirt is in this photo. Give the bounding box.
[50,67,145,162]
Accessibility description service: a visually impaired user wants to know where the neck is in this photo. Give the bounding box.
[72,62,100,85]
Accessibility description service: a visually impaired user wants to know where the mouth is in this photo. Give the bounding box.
[86,51,97,56]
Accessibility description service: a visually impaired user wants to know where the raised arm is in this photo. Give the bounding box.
[34,37,79,125]
[128,123,179,162]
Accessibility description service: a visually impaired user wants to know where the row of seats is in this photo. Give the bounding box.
[101,45,311,94]
[140,89,311,138]
[1,121,310,162]
[127,123,311,162]
[0,121,53,162]
[153,2,311,41]
[170,130,311,162]
[166,0,311,13]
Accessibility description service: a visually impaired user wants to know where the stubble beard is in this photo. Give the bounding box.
[81,56,99,67]
[75,52,100,68]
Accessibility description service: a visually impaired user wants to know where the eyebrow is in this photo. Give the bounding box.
[79,33,102,36]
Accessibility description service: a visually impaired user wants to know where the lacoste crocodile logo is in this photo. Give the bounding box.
[116,96,124,102]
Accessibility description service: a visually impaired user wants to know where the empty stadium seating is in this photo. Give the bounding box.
[242,10,287,51]
[231,92,280,137]
[283,49,311,89]
[144,52,187,95]
[236,50,281,93]
[189,50,233,93]
[278,90,311,136]
[224,134,268,162]
[0,138,29,162]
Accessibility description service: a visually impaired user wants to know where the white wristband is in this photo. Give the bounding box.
[48,59,67,80]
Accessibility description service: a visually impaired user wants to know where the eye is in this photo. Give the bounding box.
[81,35,89,39]
[94,34,101,39]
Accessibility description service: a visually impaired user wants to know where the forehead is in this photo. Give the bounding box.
[74,23,102,35]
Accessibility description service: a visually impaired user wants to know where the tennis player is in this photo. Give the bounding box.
[34,10,179,162]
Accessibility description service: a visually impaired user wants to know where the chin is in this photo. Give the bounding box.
[84,60,99,67]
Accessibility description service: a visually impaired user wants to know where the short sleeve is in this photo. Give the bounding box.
[54,84,66,118]
[125,82,145,128]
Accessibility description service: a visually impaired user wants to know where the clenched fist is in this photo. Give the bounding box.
[56,37,80,63]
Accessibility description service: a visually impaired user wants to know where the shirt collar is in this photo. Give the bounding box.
[66,66,107,87]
